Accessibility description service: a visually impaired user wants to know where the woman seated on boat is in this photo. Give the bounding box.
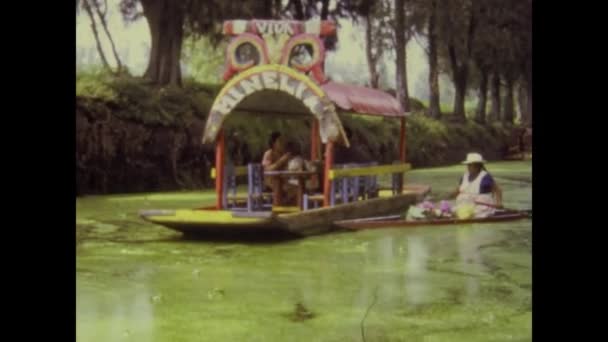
[274,141,304,204]
[286,141,305,174]
[446,152,503,218]
[262,132,293,203]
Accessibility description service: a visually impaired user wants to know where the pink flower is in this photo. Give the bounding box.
[438,200,452,213]
[420,201,435,210]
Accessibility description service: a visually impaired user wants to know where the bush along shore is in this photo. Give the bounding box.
[76,75,519,195]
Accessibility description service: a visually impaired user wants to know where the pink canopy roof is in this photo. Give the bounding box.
[321,81,405,118]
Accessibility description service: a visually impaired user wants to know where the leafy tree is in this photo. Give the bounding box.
[119,0,274,86]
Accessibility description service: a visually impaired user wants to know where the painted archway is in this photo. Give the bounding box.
[202,64,349,147]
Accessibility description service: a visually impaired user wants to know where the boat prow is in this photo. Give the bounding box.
[139,208,285,235]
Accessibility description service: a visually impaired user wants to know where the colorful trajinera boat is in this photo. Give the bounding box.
[140,19,431,237]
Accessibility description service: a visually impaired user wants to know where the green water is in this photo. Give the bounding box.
[77,161,532,342]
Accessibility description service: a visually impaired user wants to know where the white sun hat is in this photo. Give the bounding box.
[462,152,486,164]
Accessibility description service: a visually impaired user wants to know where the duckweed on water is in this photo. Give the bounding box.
[284,302,316,322]
[77,161,531,341]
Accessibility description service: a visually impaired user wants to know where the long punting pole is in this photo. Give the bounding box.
[311,119,320,160]
[399,117,406,194]
[323,141,335,207]
[215,129,225,209]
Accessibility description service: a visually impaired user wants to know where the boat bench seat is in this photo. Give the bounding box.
[303,194,324,210]
[226,194,248,201]
[243,193,273,199]
[223,163,275,211]
[232,211,274,218]
[227,192,272,199]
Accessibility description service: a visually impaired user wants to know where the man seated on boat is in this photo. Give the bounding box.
[446,152,503,219]
[334,126,368,164]
[227,130,250,166]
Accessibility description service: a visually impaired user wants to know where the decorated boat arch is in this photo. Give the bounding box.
[202,64,348,147]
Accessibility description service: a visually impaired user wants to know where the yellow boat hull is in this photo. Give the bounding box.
[139,209,285,236]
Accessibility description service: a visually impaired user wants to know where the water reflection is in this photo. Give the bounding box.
[130,281,155,341]
[377,236,396,307]
[457,229,481,300]
[404,235,430,305]
[77,274,155,341]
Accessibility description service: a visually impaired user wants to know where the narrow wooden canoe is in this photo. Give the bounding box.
[334,209,531,230]
[139,187,429,237]
[276,192,426,235]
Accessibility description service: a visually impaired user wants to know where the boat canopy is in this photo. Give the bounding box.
[322,81,405,118]
[201,66,406,147]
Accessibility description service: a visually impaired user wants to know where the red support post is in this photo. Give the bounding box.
[215,129,225,210]
[323,141,335,207]
[311,119,320,160]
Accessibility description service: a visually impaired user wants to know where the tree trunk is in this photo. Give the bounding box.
[452,69,467,120]
[448,2,476,122]
[141,0,184,87]
[92,0,123,73]
[320,0,334,52]
[365,14,380,89]
[275,0,282,17]
[503,76,515,125]
[321,0,330,20]
[475,67,488,124]
[260,0,274,18]
[489,71,501,122]
[395,0,410,112]
[448,44,467,121]
[402,49,411,112]
[525,79,532,127]
[517,81,526,125]
[521,62,532,127]
[427,0,441,119]
[293,0,304,20]
[82,0,111,72]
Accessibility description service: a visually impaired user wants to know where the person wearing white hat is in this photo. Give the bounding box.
[446,152,503,218]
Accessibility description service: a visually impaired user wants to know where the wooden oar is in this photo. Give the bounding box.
[474,201,532,218]
[474,201,504,209]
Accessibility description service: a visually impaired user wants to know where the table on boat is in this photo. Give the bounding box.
[264,170,318,209]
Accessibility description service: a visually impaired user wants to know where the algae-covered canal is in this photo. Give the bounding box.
[76,161,532,342]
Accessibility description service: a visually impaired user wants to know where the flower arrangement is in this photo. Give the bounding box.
[407,200,454,220]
